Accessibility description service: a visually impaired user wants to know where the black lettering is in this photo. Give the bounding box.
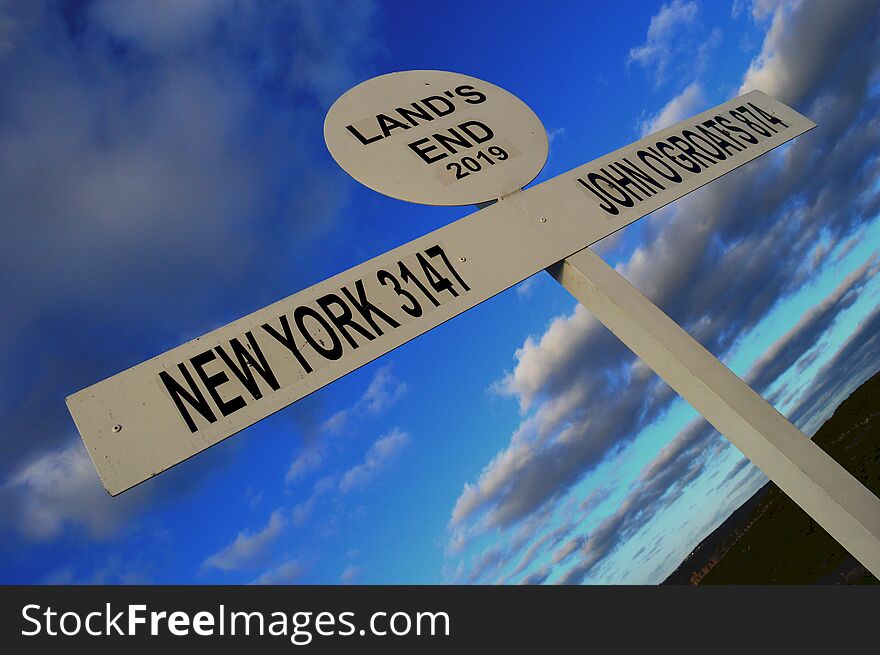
[191,349,246,418]
[657,139,701,173]
[214,332,280,401]
[378,269,422,317]
[434,127,472,154]
[576,174,618,215]
[667,135,712,170]
[316,292,375,349]
[341,279,401,336]
[395,102,434,127]
[458,120,494,144]
[425,244,470,292]
[681,129,724,162]
[619,157,665,192]
[159,365,217,433]
[605,163,646,200]
[345,124,382,146]
[261,315,313,374]
[715,114,759,145]
[416,253,459,298]
[294,305,344,360]
[731,108,772,137]
[748,102,789,129]
[598,166,640,204]
[377,113,410,137]
[421,95,456,117]
[638,147,682,183]
[400,260,438,306]
[608,161,652,198]
[408,137,446,164]
[455,85,487,104]
[697,121,742,156]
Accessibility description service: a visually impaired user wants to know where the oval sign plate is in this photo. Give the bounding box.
[324,70,548,206]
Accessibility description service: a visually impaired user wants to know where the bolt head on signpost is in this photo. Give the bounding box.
[324,70,549,206]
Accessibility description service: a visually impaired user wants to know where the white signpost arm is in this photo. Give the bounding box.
[548,247,880,578]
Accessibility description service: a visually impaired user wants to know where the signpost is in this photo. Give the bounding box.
[67,70,880,577]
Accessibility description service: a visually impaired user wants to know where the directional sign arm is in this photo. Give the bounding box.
[505,90,815,252]
[68,90,815,495]
[67,200,560,495]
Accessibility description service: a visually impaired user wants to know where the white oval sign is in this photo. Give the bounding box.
[324,70,548,206]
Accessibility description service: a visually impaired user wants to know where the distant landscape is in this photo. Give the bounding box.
[664,370,880,585]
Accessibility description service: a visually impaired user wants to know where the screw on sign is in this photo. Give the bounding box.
[67,70,880,578]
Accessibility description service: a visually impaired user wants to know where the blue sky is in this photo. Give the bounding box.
[1,0,879,584]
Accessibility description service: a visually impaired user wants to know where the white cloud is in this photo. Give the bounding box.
[340,565,362,584]
[627,0,700,85]
[744,253,880,392]
[89,0,225,52]
[203,509,286,571]
[322,366,408,434]
[547,127,567,145]
[747,0,789,22]
[739,0,877,103]
[638,82,705,136]
[0,438,145,541]
[286,446,327,484]
[291,476,335,527]
[287,366,407,483]
[251,559,306,585]
[515,275,539,299]
[495,305,601,412]
[42,554,153,585]
[339,428,410,494]
[210,423,410,578]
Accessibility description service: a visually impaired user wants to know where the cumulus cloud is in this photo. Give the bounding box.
[628,1,698,70]
[291,476,336,527]
[737,0,788,22]
[638,82,706,136]
[210,420,409,579]
[43,554,154,585]
[553,419,727,584]
[0,0,379,542]
[339,428,410,494]
[340,565,362,584]
[449,0,880,583]
[452,304,674,530]
[627,1,718,87]
[287,366,408,483]
[323,366,409,434]
[787,302,880,435]
[251,559,306,585]
[0,438,146,541]
[739,0,877,105]
[287,447,328,485]
[89,0,225,52]
[744,254,880,393]
[203,509,287,572]
[515,276,539,299]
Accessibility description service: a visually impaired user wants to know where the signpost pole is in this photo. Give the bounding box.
[547,246,880,578]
